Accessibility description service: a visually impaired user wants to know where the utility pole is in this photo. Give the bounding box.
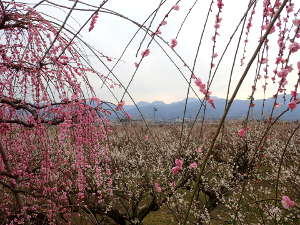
[153,107,158,121]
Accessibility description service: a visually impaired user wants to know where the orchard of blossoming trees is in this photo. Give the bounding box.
[0,0,299,224]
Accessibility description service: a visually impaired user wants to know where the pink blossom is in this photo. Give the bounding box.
[154,183,162,192]
[260,58,268,64]
[194,77,209,97]
[275,103,281,108]
[291,91,297,98]
[288,101,297,111]
[292,19,300,26]
[286,5,294,13]
[277,68,289,78]
[212,53,218,58]
[134,62,139,68]
[144,135,149,141]
[151,29,161,36]
[297,61,300,71]
[217,0,224,9]
[116,100,125,111]
[195,78,205,89]
[262,23,275,33]
[281,196,295,209]
[160,20,167,26]
[89,12,99,32]
[90,97,101,104]
[172,166,181,175]
[170,39,178,48]
[175,159,183,169]
[207,98,216,109]
[238,128,248,137]
[289,42,300,53]
[270,26,276,34]
[275,57,284,64]
[172,159,183,175]
[286,65,293,73]
[141,49,150,57]
[125,112,132,120]
[189,162,197,169]
[217,16,223,23]
[172,5,180,11]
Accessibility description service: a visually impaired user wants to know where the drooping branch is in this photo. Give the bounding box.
[0,95,122,128]
[183,1,290,223]
[0,96,38,116]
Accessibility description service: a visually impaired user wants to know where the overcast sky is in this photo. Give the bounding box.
[29,0,300,104]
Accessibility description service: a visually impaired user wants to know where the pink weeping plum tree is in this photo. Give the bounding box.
[0,0,300,224]
[0,1,117,224]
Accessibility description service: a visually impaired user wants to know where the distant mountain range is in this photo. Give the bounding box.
[11,95,298,123]
[116,95,300,121]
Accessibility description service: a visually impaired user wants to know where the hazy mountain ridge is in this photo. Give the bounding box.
[122,95,300,121]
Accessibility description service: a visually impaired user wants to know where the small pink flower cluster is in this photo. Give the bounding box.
[238,127,249,138]
[260,58,268,64]
[275,57,285,64]
[154,183,162,192]
[189,162,197,169]
[125,112,132,120]
[151,29,161,37]
[261,21,275,34]
[277,66,293,90]
[293,19,300,26]
[213,16,222,36]
[172,159,183,175]
[217,0,224,10]
[211,1,224,64]
[291,91,297,98]
[172,5,180,11]
[286,3,294,13]
[277,68,290,79]
[161,20,167,26]
[288,99,299,111]
[89,12,99,32]
[90,97,101,104]
[240,5,256,66]
[281,195,295,209]
[289,42,300,53]
[141,49,150,58]
[170,39,178,48]
[192,75,215,109]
